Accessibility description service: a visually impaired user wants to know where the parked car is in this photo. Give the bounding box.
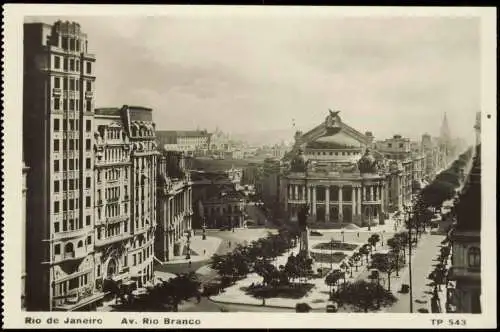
[295,302,312,313]
[401,284,410,294]
[326,302,338,313]
[310,230,323,236]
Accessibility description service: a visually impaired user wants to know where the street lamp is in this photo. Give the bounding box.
[341,229,345,243]
[330,238,334,270]
[381,230,385,247]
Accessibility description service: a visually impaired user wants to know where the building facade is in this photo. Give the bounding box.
[23,20,100,311]
[156,151,193,262]
[282,111,388,227]
[156,130,212,156]
[92,105,158,292]
[199,190,246,229]
[448,144,481,313]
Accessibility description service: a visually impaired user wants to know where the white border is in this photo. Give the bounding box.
[2,5,497,329]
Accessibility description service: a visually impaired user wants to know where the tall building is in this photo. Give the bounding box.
[448,143,481,313]
[23,20,99,311]
[92,105,158,291]
[473,112,481,147]
[156,150,193,262]
[281,111,387,227]
[156,130,212,156]
[22,161,29,310]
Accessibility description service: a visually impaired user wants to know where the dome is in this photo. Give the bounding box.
[290,149,309,172]
[357,149,378,174]
[307,131,363,149]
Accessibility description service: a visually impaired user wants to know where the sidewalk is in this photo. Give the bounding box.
[159,236,222,265]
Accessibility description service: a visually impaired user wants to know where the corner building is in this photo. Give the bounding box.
[23,20,99,311]
[94,106,159,288]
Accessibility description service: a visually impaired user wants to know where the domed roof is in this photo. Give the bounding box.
[358,149,378,174]
[307,131,363,149]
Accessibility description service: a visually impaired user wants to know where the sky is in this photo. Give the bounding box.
[25,14,480,144]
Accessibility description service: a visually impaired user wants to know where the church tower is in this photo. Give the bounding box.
[473,112,481,146]
[440,112,452,144]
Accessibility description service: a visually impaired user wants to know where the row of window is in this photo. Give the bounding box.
[53,196,91,213]
[54,138,92,152]
[53,55,92,75]
[53,119,92,132]
[53,273,90,298]
[53,76,92,92]
[54,177,91,192]
[309,151,360,156]
[53,97,92,112]
[53,158,92,172]
[58,36,82,53]
[54,216,91,233]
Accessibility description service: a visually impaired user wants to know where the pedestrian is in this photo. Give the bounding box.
[203,249,206,255]
[357,232,359,238]
[188,260,192,268]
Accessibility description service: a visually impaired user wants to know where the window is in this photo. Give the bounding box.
[63,57,68,71]
[69,199,74,210]
[54,139,59,152]
[70,59,75,71]
[388,143,392,148]
[54,222,60,233]
[69,78,75,91]
[86,61,92,74]
[86,139,91,151]
[467,247,480,268]
[69,179,74,190]
[86,215,91,226]
[63,200,67,212]
[86,177,91,189]
[62,159,67,171]
[86,196,91,208]
[54,160,60,172]
[63,98,68,110]
[69,99,75,111]
[54,76,60,89]
[75,80,79,91]
[54,244,61,255]
[61,37,68,50]
[78,218,83,229]
[76,60,80,71]
[399,143,404,148]
[54,201,59,213]
[62,220,67,231]
[86,158,91,169]
[54,180,60,193]
[54,98,60,110]
[86,101,92,112]
[86,120,91,132]
[86,81,92,91]
[86,236,91,245]
[54,56,60,69]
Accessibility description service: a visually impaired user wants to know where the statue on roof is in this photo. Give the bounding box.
[325,109,342,131]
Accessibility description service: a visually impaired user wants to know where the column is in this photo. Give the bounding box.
[288,185,292,201]
[302,185,306,202]
[356,186,361,215]
[352,186,356,218]
[370,186,374,201]
[325,186,330,222]
[338,185,343,223]
[294,185,299,201]
[306,185,310,205]
[312,186,317,216]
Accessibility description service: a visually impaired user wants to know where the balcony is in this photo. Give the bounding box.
[447,266,481,281]
[108,196,120,203]
[53,88,62,97]
[85,91,93,99]
[106,215,128,224]
[124,195,130,200]
[95,233,132,248]
[96,199,103,206]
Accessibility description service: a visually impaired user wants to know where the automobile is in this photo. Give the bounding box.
[310,230,323,236]
[400,284,410,294]
[295,302,312,313]
[326,302,338,313]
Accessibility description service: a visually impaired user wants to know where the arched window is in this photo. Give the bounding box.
[467,247,480,268]
[77,240,83,248]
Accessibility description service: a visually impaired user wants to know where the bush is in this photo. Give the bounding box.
[310,252,347,264]
[245,284,315,299]
[312,242,358,251]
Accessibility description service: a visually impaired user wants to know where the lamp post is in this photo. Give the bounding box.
[330,238,334,270]
[381,230,385,247]
[341,229,345,243]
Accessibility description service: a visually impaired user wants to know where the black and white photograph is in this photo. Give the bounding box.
[2,4,497,329]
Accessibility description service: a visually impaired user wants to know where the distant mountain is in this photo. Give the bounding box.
[230,128,295,147]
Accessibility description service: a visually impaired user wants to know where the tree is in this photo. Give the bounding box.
[371,253,400,291]
[352,252,362,271]
[368,234,381,251]
[335,280,397,313]
[386,237,402,276]
[339,262,349,284]
[359,245,371,265]
[325,269,344,297]
[394,232,409,264]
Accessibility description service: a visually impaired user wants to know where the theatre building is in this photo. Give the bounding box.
[281,111,388,227]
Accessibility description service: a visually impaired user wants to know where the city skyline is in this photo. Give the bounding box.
[24,15,479,144]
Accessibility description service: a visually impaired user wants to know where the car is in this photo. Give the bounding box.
[400,284,410,294]
[326,302,338,313]
[310,230,323,236]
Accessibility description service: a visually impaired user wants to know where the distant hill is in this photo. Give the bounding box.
[230,128,295,147]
